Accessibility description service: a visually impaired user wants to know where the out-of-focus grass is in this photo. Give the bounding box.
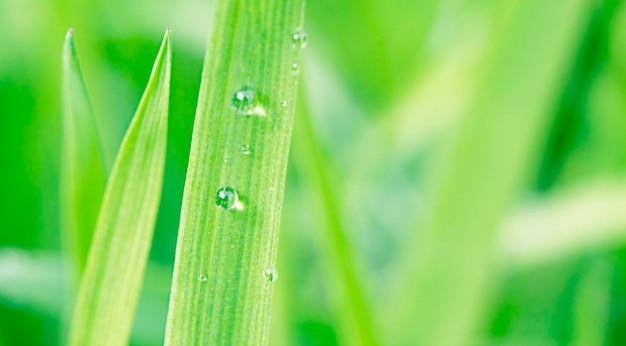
[290,91,377,345]
[68,29,170,346]
[61,28,107,277]
[390,1,593,344]
[2,0,626,345]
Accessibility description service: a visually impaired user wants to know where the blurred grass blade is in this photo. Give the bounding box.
[499,180,626,268]
[0,249,65,315]
[61,29,107,275]
[291,92,377,345]
[307,0,438,109]
[572,257,612,346]
[391,1,594,345]
[69,29,171,346]
[165,0,304,344]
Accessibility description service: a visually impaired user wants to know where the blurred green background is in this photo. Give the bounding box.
[2,0,626,345]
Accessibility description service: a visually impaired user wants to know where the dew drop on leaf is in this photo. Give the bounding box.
[232,86,266,116]
[241,145,251,155]
[263,267,278,282]
[280,100,287,107]
[292,28,307,48]
[215,186,239,210]
[291,63,299,75]
[198,273,207,282]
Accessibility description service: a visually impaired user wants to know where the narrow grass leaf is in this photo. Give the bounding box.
[498,180,626,268]
[69,29,171,346]
[390,1,594,345]
[572,257,612,346]
[290,92,377,345]
[61,29,107,275]
[165,0,304,344]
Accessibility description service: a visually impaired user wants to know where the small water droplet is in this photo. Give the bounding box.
[242,145,251,155]
[291,63,299,75]
[199,273,207,282]
[280,100,288,107]
[292,28,307,48]
[263,267,278,282]
[232,86,266,116]
[215,186,239,210]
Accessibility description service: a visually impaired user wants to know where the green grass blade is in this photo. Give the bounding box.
[291,93,377,345]
[164,0,304,344]
[390,1,594,345]
[499,180,626,268]
[572,257,612,346]
[61,29,107,275]
[68,29,171,346]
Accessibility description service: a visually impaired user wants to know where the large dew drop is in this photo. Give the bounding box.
[215,186,239,210]
[263,267,278,282]
[232,86,266,116]
[292,28,307,48]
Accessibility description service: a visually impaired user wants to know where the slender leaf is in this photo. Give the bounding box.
[390,1,594,345]
[499,180,626,268]
[69,29,171,346]
[572,257,612,346]
[61,29,107,275]
[290,92,377,345]
[165,0,305,344]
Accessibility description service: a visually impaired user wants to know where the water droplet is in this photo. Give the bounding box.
[199,273,207,282]
[215,186,239,210]
[292,28,307,48]
[291,63,299,75]
[232,86,266,116]
[264,267,278,282]
[280,100,288,107]
[242,145,251,155]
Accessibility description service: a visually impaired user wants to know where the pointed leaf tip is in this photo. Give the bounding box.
[157,29,171,59]
[60,23,107,277]
[68,27,171,346]
[163,29,172,55]
[64,29,74,47]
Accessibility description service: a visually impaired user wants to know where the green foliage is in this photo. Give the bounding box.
[164,0,304,344]
[392,1,594,344]
[2,0,626,345]
[61,29,107,275]
[572,257,612,346]
[68,30,171,346]
[290,95,377,345]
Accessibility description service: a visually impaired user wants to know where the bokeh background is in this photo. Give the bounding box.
[2,0,626,345]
